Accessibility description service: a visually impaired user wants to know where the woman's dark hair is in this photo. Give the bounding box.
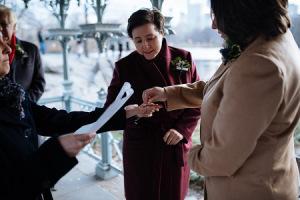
[211,0,291,48]
[127,8,165,38]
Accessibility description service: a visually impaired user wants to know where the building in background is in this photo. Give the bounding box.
[186,0,210,31]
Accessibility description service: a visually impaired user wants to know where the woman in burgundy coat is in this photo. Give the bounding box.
[104,8,201,200]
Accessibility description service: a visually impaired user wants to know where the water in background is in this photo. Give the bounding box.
[187,47,222,81]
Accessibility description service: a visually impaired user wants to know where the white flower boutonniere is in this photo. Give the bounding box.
[171,57,191,72]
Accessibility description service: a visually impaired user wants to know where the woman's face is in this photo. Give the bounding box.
[0,14,16,45]
[0,36,11,77]
[131,23,163,60]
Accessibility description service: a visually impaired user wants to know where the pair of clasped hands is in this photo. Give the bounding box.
[125,87,166,118]
[125,87,184,145]
[59,87,179,159]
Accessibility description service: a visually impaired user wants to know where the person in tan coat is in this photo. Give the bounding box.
[142,0,300,199]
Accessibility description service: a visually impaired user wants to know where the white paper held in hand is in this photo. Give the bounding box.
[74,82,134,134]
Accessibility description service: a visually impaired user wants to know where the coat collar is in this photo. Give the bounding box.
[10,38,24,68]
[14,38,28,60]
[204,62,231,95]
[158,38,172,78]
[204,34,269,94]
[138,38,170,87]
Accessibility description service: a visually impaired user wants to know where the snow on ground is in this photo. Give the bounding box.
[41,51,119,102]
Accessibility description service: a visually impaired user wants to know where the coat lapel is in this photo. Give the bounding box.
[204,63,231,95]
[160,39,191,86]
[138,58,168,87]
[138,38,170,87]
[135,38,188,88]
[203,35,264,95]
[9,59,17,81]
[163,39,173,85]
[9,39,26,82]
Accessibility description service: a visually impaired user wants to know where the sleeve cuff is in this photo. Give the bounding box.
[165,85,182,111]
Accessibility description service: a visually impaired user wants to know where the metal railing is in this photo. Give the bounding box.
[38,90,123,179]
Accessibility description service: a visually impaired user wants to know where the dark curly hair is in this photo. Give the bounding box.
[127,8,165,38]
[211,0,291,49]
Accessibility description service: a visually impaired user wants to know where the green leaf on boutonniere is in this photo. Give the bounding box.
[15,44,28,58]
[171,56,191,72]
[220,40,241,65]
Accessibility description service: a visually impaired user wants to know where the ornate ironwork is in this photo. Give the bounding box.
[148,0,174,35]
[164,16,175,35]
[150,0,164,10]
[23,0,30,8]
[0,0,29,8]
[39,0,76,28]
[80,22,123,53]
[81,0,124,53]
[39,1,83,111]
[86,0,108,23]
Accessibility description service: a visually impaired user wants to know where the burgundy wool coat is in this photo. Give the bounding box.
[104,39,201,200]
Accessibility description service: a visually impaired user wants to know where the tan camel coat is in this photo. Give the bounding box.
[165,30,300,200]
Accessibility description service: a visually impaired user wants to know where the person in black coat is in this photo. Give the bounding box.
[0,36,159,200]
[0,5,45,102]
